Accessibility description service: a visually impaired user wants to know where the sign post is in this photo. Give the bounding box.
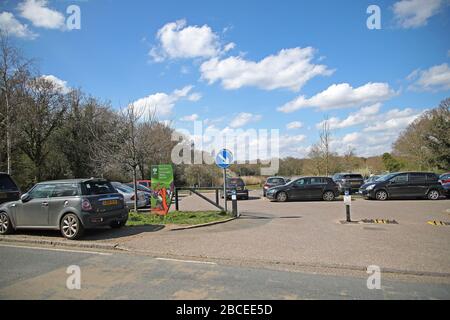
[150,164,174,215]
[215,149,233,213]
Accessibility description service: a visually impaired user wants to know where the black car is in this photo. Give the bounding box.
[263,176,288,197]
[0,173,21,205]
[332,173,364,194]
[266,176,339,202]
[441,182,450,198]
[359,172,443,201]
[224,178,249,200]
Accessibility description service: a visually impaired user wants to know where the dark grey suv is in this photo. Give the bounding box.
[0,178,128,239]
[0,173,21,205]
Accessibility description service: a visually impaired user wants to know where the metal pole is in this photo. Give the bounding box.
[175,188,179,211]
[223,168,227,212]
[346,205,351,222]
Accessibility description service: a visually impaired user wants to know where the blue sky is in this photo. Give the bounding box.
[1,0,449,158]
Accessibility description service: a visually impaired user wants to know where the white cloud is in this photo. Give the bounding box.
[180,113,199,122]
[316,103,381,129]
[132,85,201,118]
[229,112,262,128]
[187,92,202,102]
[393,0,445,28]
[200,47,334,91]
[41,74,70,93]
[150,19,233,61]
[18,0,65,30]
[286,121,303,130]
[408,63,450,91]
[0,12,37,39]
[278,82,395,113]
[363,109,422,132]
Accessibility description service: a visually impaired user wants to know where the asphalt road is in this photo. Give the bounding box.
[0,244,449,299]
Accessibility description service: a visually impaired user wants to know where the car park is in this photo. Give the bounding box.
[0,178,128,240]
[0,173,21,205]
[263,176,288,197]
[224,177,249,200]
[359,172,443,201]
[438,172,450,184]
[332,173,364,194]
[266,176,339,202]
[111,182,147,209]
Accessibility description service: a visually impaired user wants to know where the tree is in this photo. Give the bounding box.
[382,153,402,172]
[308,118,334,175]
[17,77,68,182]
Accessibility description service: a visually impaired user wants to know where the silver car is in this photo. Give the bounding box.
[0,178,128,240]
[111,182,147,209]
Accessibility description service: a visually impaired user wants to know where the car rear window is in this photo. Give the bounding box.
[227,178,245,186]
[0,174,18,191]
[267,178,284,184]
[82,181,116,195]
[343,174,363,179]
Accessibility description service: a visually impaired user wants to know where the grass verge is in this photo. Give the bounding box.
[127,210,232,226]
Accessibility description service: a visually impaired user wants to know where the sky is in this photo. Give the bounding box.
[1,0,449,159]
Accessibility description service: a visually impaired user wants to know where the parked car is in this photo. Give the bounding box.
[263,176,288,197]
[125,182,152,206]
[332,173,365,194]
[438,172,450,184]
[137,179,151,188]
[266,176,339,202]
[224,177,249,200]
[359,172,443,201]
[111,182,147,209]
[0,178,128,239]
[0,172,21,205]
[441,182,450,198]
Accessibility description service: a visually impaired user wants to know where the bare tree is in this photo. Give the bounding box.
[308,117,333,175]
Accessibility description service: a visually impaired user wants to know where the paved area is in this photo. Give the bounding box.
[1,244,449,299]
[2,190,449,278]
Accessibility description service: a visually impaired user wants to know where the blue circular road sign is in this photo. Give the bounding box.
[215,149,233,169]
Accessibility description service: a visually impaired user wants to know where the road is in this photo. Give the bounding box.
[0,244,449,299]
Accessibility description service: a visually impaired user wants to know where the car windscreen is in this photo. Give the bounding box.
[82,181,116,195]
[0,174,18,191]
[267,178,284,184]
[377,173,397,182]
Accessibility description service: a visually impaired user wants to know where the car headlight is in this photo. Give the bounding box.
[366,184,375,191]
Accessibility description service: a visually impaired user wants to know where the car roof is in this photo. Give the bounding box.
[36,178,108,185]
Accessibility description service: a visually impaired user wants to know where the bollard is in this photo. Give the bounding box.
[231,189,238,217]
[346,204,351,222]
[344,190,351,222]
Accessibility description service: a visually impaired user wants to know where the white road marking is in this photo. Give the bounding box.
[156,257,217,265]
[0,243,113,256]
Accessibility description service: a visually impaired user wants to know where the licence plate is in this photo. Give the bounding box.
[0,193,7,199]
[102,199,118,206]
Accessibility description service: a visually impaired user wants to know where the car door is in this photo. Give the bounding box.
[16,184,54,227]
[386,174,409,198]
[408,173,427,196]
[48,183,80,227]
[287,178,309,200]
[307,177,325,199]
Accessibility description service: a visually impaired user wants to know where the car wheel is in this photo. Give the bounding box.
[60,213,84,240]
[0,212,13,235]
[427,189,440,200]
[323,191,335,201]
[375,190,388,201]
[276,191,288,202]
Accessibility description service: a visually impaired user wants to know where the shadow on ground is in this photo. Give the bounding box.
[9,225,165,241]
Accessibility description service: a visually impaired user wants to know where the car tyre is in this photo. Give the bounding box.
[323,191,335,201]
[60,213,84,240]
[427,189,440,200]
[375,190,388,201]
[276,191,288,202]
[0,212,13,235]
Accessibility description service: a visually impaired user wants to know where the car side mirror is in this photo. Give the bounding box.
[20,193,31,202]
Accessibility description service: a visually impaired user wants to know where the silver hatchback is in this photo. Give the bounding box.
[0,178,128,240]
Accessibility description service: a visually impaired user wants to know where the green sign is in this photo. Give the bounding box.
[151,164,174,215]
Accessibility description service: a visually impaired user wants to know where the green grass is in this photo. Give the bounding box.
[126,210,232,226]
